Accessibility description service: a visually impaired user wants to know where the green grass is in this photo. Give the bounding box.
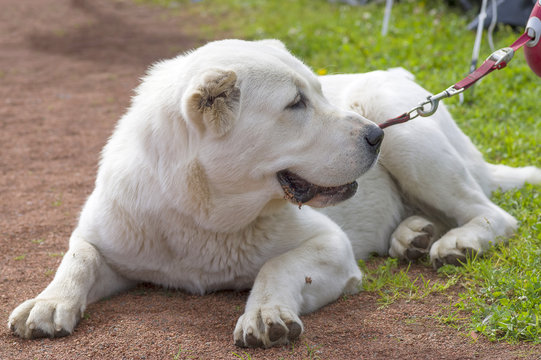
[232,351,252,360]
[48,252,65,257]
[359,258,460,308]
[452,184,541,343]
[173,345,196,360]
[145,0,540,343]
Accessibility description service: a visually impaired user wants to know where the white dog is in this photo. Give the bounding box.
[8,39,541,348]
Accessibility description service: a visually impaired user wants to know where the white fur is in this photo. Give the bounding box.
[9,40,541,347]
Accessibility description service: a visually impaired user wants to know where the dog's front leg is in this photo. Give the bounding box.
[8,231,135,339]
[233,222,362,348]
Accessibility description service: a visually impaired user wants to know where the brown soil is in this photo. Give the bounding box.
[1,0,540,359]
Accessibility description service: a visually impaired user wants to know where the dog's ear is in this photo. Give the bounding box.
[257,39,288,51]
[185,69,240,137]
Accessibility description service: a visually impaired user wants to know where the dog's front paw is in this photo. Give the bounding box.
[8,297,83,339]
[233,305,303,348]
[429,229,481,269]
[389,216,439,262]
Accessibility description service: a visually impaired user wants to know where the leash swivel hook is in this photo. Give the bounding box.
[416,86,465,117]
[379,86,464,129]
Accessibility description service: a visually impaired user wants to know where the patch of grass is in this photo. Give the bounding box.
[14,254,26,261]
[173,345,195,360]
[451,185,541,343]
[52,194,63,207]
[145,0,540,343]
[305,342,322,360]
[48,252,65,257]
[432,308,468,330]
[360,258,459,307]
[232,351,252,360]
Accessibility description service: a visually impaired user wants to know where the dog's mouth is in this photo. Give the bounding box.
[276,169,358,208]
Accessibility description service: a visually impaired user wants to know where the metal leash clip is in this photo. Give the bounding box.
[379,85,465,129]
[411,86,465,118]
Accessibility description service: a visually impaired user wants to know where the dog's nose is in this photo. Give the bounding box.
[365,125,384,150]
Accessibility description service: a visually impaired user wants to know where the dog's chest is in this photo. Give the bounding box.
[107,225,271,294]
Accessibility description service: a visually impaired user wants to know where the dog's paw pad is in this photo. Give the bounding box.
[421,223,435,236]
[286,321,302,341]
[245,333,263,348]
[53,328,71,338]
[444,254,466,266]
[389,216,440,262]
[233,306,303,348]
[411,234,431,249]
[433,253,467,269]
[405,248,425,261]
[268,322,287,342]
[30,328,51,339]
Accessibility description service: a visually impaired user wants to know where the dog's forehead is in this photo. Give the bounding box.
[241,53,321,99]
[193,40,319,90]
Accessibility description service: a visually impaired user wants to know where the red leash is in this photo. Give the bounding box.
[379,33,534,130]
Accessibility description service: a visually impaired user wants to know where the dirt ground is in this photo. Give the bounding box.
[1,0,540,359]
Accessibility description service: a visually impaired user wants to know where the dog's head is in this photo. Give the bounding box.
[144,40,382,231]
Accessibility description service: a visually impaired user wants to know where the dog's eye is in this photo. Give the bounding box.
[286,93,307,110]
